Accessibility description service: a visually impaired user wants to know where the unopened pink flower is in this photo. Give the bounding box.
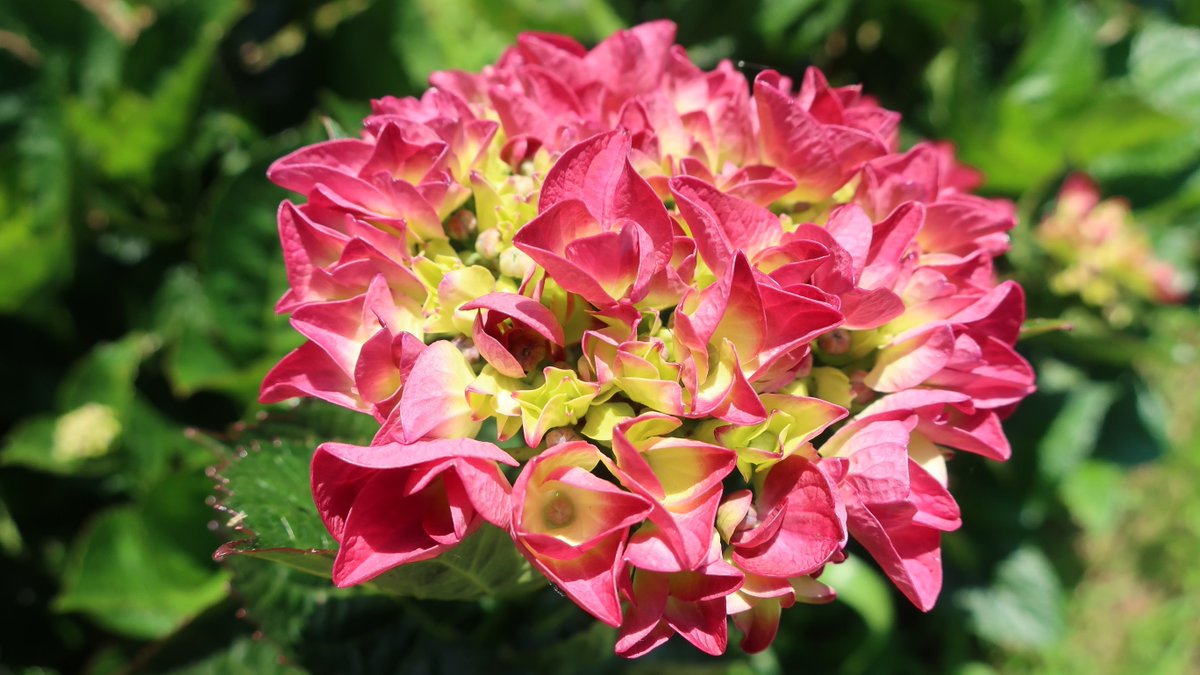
[461,291,566,378]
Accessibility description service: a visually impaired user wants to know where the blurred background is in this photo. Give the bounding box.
[1,0,1198,673]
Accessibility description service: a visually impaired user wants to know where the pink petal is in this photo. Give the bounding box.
[316,438,518,470]
[396,340,476,442]
[268,138,374,193]
[840,288,905,330]
[919,193,1015,257]
[461,292,566,345]
[616,571,672,657]
[352,328,401,412]
[918,409,1012,461]
[331,472,462,587]
[670,176,781,276]
[260,341,361,411]
[842,443,912,506]
[866,324,956,392]
[861,201,923,290]
[514,200,623,306]
[907,459,961,531]
[723,165,797,205]
[522,531,629,627]
[732,599,784,654]
[847,502,945,611]
[825,204,872,280]
[452,459,518,529]
[734,456,845,577]
[538,130,672,264]
[472,313,527,378]
[858,389,972,418]
[754,71,843,201]
[823,417,915,458]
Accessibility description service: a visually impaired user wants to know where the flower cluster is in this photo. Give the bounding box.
[260,21,1034,657]
[1037,174,1190,326]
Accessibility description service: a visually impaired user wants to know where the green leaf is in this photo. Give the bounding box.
[2,333,170,476]
[1130,21,1200,122]
[65,0,245,183]
[0,58,72,314]
[819,554,893,673]
[122,395,212,488]
[162,637,300,675]
[958,546,1065,651]
[227,552,613,675]
[392,0,623,85]
[2,415,68,474]
[226,556,488,674]
[1003,4,1100,110]
[215,435,339,555]
[1037,380,1117,483]
[169,131,312,401]
[1093,379,1168,467]
[1067,87,1192,165]
[212,403,381,555]
[958,4,1106,192]
[1,408,119,475]
[55,473,231,639]
[1087,128,1200,182]
[155,266,242,397]
[1019,317,1074,341]
[363,523,541,600]
[756,0,854,56]
[57,332,157,414]
[1058,459,1126,533]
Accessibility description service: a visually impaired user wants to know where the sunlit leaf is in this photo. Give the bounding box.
[959,547,1065,651]
[1131,21,1200,122]
[1058,460,1125,533]
[392,0,622,84]
[1019,317,1074,340]
[55,473,230,639]
[1037,380,1117,483]
[819,554,893,672]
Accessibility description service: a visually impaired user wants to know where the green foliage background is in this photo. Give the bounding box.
[1,0,1198,673]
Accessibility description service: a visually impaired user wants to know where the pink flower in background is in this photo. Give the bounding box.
[261,19,1035,658]
[1037,173,1191,327]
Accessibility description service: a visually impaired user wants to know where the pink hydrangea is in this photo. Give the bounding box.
[261,20,1034,657]
[1036,173,1191,326]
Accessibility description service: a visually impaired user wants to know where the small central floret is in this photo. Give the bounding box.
[542,491,576,529]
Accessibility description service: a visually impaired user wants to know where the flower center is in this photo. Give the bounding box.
[542,491,575,529]
[817,328,852,355]
[506,328,548,372]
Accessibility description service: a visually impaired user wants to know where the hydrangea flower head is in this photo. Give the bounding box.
[261,20,1035,657]
[1037,174,1191,326]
